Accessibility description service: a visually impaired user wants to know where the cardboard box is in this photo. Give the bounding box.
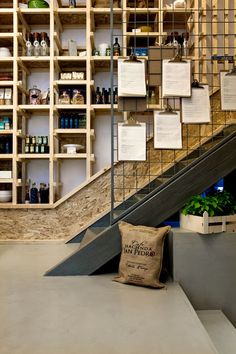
[0,171,12,178]
[148,46,176,86]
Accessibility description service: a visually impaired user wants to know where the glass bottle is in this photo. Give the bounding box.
[69,114,74,128]
[40,32,49,56]
[30,182,39,203]
[69,0,76,8]
[26,33,33,56]
[33,32,41,57]
[59,115,65,129]
[95,87,101,104]
[113,37,121,56]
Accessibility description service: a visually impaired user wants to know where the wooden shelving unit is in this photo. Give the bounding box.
[0,0,197,208]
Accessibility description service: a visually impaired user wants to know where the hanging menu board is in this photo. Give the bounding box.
[162,59,191,97]
[182,85,211,123]
[118,122,146,161]
[118,59,146,97]
[220,71,236,111]
[154,111,182,149]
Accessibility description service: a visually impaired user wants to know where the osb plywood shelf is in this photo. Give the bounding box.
[0,0,200,209]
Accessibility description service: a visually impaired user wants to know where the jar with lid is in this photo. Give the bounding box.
[71,89,84,104]
[29,85,41,105]
[59,90,70,104]
[32,32,41,57]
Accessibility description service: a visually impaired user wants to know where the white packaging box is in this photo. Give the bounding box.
[0,171,12,178]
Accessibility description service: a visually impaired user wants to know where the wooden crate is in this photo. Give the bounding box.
[180,211,236,234]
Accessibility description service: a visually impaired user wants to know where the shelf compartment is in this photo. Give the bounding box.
[18,56,50,69]
[55,104,87,110]
[18,8,50,26]
[91,56,118,71]
[54,56,87,70]
[163,8,193,29]
[0,33,13,49]
[57,8,86,26]
[92,8,122,28]
[0,9,13,29]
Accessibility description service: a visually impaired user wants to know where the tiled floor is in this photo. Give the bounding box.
[0,243,217,354]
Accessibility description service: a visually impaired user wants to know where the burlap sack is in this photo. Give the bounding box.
[114,221,171,288]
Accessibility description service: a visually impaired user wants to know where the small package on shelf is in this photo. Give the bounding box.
[60,73,72,80]
[72,72,85,80]
[0,89,4,105]
[4,88,12,105]
[71,89,85,105]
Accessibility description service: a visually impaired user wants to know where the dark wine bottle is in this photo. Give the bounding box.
[113,37,120,56]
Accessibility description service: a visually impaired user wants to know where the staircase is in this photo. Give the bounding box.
[45,123,236,276]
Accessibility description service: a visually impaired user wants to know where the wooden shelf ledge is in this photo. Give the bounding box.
[54,153,94,160]
[0,33,14,38]
[54,128,87,134]
[17,154,50,160]
[57,8,87,14]
[0,203,53,209]
[0,81,13,86]
[0,105,13,110]
[18,105,50,112]
[0,129,13,134]
[0,178,13,183]
[54,80,91,86]
[55,104,87,110]
[0,154,13,159]
[55,56,87,61]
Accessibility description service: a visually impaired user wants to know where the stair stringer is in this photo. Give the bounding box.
[45,129,236,275]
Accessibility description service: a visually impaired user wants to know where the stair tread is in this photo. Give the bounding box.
[197,310,236,354]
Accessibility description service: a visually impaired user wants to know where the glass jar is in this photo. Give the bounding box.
[29,86,41,105]
[58,90,70,104]
[71,89,84,105]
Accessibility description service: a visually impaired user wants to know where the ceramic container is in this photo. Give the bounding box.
[0,48,11,57]
[0,190,12,203]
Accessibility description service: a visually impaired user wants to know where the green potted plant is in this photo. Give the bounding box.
[180,191,236,234]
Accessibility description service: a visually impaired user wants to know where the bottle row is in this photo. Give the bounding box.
[59,113,86,129]
[94,87,118,104]
[0,136,12,154]
[25,182,49,204]
[24,135,49,154]
[25,32,50,57]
